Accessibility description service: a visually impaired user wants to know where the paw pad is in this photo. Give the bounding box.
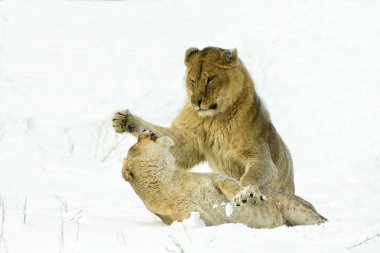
[112,110,135,133]
[232,186,266,207]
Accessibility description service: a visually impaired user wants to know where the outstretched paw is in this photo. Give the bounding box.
[112,109,136,134]
[232,186,266,207]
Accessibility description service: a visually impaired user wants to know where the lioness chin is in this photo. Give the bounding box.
[113,47,294,193]
[122,130,326,228]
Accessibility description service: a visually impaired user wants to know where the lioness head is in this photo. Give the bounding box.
[184,47,249,117]
[122,130,175,181]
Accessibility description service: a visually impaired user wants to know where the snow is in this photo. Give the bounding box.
[225,203,233,217]
[171,212,206,229]
[0,0,380,252]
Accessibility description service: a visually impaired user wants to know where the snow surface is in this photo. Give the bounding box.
[1,0,380,252]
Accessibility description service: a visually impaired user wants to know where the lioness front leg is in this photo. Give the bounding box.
[239,159,278,189]
[213,176,266,207]
[112,109,205,170]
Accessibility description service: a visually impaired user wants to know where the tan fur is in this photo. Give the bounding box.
[123,131,326,228]
[113,47,294,193]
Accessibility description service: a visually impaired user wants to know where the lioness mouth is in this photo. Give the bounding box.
[209,104,218,110]
[197,104,218,111]
[150,132,158,141]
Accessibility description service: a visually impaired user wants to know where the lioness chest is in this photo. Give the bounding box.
[198,119,246,180]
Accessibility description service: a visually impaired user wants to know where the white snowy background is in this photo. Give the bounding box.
[0,0,380,252]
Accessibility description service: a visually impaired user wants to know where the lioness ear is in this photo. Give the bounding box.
[184,47,199,65]
[122,160,133,182]
[223,48,238,64]
[157,136,174,147]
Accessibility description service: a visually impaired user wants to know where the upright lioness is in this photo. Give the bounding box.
[123,130,326,228]
[113,47,294,193]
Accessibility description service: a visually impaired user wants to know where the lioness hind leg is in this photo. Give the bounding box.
[155,213,173,225]
[281,195,327,226]
[213,176,266,207]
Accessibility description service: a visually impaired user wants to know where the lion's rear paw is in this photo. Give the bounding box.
[112,109,136,134]
[232,186,266,207]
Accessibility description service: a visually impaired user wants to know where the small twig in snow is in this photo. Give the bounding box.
[70,208,82,223]
[121,232,126,246]
[55,195,68,213]
[25,117,35,133]
[302,225,307,239]
[68,137,75,159]
[23,197,27,224]
[58,213,64,253]
[180,223,192,242]
[166,235,185,253]
[0,118,7,142]
[92,122,103,159]
[75,221,80,242]
[0,197,4,242]
[348,232,380,250]
[117,231,127,246]
[92,120,127,162]
[70,208,82,242]
[101,136,126,162]
[0,197,8,253]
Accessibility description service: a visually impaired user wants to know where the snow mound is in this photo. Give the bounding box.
[171,212,206,229]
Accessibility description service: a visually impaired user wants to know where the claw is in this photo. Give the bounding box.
[150,132,158,141]
[116,112,127,116]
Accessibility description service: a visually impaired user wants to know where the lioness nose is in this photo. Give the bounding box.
[192,98,202,107]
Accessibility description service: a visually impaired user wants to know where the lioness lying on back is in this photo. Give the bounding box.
[113,47,294,194]
[123,130,326,228]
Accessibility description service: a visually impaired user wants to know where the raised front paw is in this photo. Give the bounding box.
[232,185,266,207]
[112,109,136,134]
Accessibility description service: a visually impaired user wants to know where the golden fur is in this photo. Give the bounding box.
[113,47,294,193]
[123,131,326,228]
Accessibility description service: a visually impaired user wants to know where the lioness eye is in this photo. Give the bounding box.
[207,76,215,83]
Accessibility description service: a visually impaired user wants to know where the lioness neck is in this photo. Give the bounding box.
[129,158,175,190]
